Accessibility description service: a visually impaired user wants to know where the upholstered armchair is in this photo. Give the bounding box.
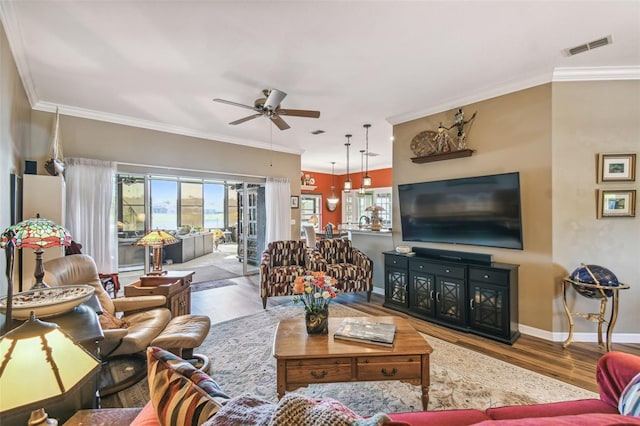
[43,254,172,358]
[308,238,373,301]
[260,240,308,308]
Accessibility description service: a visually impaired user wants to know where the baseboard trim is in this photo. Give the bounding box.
[519,324,640,344]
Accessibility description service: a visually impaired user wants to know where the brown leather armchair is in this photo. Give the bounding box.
[43,254,171,358]
[308,238,373,301]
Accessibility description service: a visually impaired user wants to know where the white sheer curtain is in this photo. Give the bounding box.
[265,176,291,243]
[65,158,117,273]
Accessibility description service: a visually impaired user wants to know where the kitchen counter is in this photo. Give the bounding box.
[347,229,395,290]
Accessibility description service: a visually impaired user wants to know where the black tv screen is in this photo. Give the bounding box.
[398,172,523,250]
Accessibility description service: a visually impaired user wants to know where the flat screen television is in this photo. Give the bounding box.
[398,172,523,250]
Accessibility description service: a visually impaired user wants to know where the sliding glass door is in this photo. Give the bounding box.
[116,173,263,276]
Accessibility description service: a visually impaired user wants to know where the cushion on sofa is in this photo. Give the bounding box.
[619,372,640,416]
[387,409,490,425]
[147,346,230,426]
[598,351,640,408]
[473,413,640,425]
[486,398,618,420]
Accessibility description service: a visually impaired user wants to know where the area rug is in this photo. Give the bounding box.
[191,279,238,292]
[104,304,597,415]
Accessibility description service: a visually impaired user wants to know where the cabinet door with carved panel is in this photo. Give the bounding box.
[408,260,435,318]
[435,277,466,326]
[468,266,513,340]
[384,254,408,308]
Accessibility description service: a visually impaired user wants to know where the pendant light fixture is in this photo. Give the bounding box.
[326,162,339,212]
[343,134,352,192]
[359,149,366,194]
[362,124,372,187]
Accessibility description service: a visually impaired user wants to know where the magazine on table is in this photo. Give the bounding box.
[333,318,397,347]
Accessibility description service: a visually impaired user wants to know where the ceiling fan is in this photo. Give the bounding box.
[213,88,320,130]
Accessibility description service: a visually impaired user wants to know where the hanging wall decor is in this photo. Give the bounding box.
[410,108,477,164]
[44,108,65,176]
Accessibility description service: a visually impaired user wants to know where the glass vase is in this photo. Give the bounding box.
[305,307,329,335]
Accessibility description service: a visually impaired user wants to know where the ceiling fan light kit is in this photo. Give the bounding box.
[344,135,352,192]
[213,88,320,131]
[362,123,372,187]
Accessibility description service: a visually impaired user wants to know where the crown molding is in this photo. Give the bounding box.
[388,66,640,126]
[0,1,38,107]
[387,72,552,125]
[33,101,304,156]
[552,66,640,81]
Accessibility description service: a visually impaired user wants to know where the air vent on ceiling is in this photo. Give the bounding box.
[311,130,325,135]
[565,35,612,56]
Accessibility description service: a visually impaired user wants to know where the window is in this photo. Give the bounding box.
[341,187,392,229]
[118,176,145,234]
[151,179,177,230]
[300,194,322,231]
[204,182,225,229]
[118,173,241,232]
[180,181,203,228]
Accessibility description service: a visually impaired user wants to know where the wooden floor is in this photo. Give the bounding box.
[191,275,640,394]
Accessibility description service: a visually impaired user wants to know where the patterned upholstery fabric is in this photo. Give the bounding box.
[260,240,308,308]
[147,346,230,426]
[309,239,373,301]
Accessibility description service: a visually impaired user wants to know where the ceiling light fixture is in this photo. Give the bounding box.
[344,134,352,192]
[362,124,372,187]
[327,162,339,212]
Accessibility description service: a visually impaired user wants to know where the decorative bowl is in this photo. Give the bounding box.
[0,285,95,320]
[395,246,411,254]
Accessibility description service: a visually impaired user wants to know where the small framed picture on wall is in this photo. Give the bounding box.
[290,195,299,209]
[597,189,636,218]
[597,153,636,182]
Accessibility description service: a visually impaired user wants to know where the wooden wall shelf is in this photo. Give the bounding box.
[411,149,475,164]
[301,184,317,191]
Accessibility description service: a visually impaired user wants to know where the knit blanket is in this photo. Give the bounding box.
[203,393,392,426]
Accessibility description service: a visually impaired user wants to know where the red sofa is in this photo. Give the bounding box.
[130,351,640,425]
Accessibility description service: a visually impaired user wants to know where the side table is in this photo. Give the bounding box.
[561,277,630,352]
[124,270,194,316]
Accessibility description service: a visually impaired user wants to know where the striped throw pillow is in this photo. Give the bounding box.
[619,372,640,417]
[147,346,230,426]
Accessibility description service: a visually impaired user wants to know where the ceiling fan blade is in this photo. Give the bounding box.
[213,98,256,111]
[230,114,262,125]
[270,115,290,130]
[278,108,321,118]
[264,89,287,110]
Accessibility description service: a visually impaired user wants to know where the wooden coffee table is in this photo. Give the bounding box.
[273,316,432,410]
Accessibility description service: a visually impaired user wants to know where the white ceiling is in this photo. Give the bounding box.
[2,1,639,174]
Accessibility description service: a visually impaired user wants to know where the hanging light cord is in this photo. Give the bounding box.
[365,124,370,176]
[345,134,351,180]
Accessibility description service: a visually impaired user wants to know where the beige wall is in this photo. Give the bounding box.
[28,111,303,237]
[393,84,556,332]
[393,81,639,337]
[0,20,30,297]
[552,80,639,334]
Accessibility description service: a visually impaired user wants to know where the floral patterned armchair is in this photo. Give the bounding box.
[308,238,372,301]
[260,240,308,308]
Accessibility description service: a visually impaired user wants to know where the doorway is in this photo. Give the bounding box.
[115,173,265,281]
